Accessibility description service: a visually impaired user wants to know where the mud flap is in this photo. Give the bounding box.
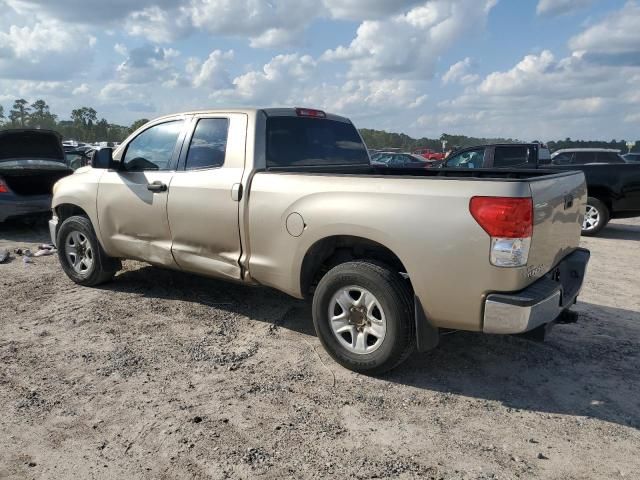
[414,296,439,352]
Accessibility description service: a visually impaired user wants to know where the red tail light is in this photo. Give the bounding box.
[469,197,533,238]
[0,178,9,193]
[295,107,326,118]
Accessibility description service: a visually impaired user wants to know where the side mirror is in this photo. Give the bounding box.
[91,148,118,170]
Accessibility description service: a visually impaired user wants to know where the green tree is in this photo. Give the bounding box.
[0,105,4,126]
[9,99,31,127]
[129,118,149,134]
[71,107,98,127]
[29,99,58,129]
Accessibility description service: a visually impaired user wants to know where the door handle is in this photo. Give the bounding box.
[147,181,167,192]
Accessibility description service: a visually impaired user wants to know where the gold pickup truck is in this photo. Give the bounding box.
[49,108,590,373]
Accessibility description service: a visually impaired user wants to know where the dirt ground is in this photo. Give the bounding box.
[0,217,638,480]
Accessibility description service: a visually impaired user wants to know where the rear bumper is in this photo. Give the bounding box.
[483,248,590,334]
[0,195,52,222]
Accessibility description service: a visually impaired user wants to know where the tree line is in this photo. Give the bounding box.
[0,98,637,153]
[0,99,148,143]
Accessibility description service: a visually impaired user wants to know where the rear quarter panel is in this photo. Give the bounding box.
[247,172,550,331]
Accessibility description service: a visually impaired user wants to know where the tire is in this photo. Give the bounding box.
[56,215,121,286]
[582,197,609,236]
[312,261,415,374]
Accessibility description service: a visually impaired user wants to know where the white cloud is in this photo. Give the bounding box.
[322,0,424,20]
[114,44,181,84]
[187,0,320,48]
[188,49,234,89]
[322,0,497,79]
[442,58,479,85]
[536,0,595,17]
[569,2,640,65]
[0,20,95,80]
[72,83,90,95]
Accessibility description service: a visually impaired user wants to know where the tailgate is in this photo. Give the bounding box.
[527,171,586,277]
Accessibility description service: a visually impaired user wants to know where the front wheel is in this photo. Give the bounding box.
[312,261,415,374]
[57,215,121,286]
[582,197,609,236]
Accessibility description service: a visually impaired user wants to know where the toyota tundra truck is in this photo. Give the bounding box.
[49,108,590,373]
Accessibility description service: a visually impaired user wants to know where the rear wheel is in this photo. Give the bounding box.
[57,215,121,286]
[582,197,609,236]
[312,261,415,374]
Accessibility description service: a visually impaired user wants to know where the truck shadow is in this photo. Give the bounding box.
[103,266,640,430]
[386,302,640,430]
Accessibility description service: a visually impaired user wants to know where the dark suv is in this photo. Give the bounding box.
[442,144,640,236]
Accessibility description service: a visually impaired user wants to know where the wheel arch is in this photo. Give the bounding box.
[299,235,410,299]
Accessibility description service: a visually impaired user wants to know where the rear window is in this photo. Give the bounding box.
[266,117,369,168]
[493,146,530,167]
[0,131,64,162]
[596,152,625,163]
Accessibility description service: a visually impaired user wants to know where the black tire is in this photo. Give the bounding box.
[312,261,415,374]
[56,215,121,286]
[582,197,609,236]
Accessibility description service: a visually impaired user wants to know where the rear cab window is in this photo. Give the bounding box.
[266,116,369,168]
[493,146,530,168]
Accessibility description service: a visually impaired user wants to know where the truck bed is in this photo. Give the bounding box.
[265,165,577,182]
[246,167,586,331]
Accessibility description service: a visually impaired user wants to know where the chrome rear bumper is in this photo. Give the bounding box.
[483,248,590,334]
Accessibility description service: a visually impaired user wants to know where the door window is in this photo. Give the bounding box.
[445,148,485,168]
[122,120,183,171]
[493,146,530,167]
[551,153,573,165]
[573,152,597,164]
[185,118,230,170]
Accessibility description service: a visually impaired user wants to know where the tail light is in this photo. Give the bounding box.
[470,196,533,267]
[295,107,326,118]
[0,178,9,193]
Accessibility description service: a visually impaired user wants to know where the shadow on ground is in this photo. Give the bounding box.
[598,222,640,241]
[0,217,51,245]
[104,265,640,431]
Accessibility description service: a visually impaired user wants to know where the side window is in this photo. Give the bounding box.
[122,120,183,171]
[573,152,597,164]
[445,148,485,168]
[493,146,530,168]
[552,153,573,165]
[185,118,229,170]
[596,152,624,163]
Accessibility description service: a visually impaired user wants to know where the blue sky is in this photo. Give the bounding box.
[1,0,639,141]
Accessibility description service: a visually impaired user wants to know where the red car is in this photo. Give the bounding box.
[413,147,445,161]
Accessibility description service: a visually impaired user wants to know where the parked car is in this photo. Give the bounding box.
[442,143,640,236]
[372,152,437,168]
[413,147,445,161]
[0,129,73,222]
[49,108,589,374]
[551,148,625,165]
[623,153,640,162]
[65,148,93,170]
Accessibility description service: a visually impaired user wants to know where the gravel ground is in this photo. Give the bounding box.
[0,217,639,479]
